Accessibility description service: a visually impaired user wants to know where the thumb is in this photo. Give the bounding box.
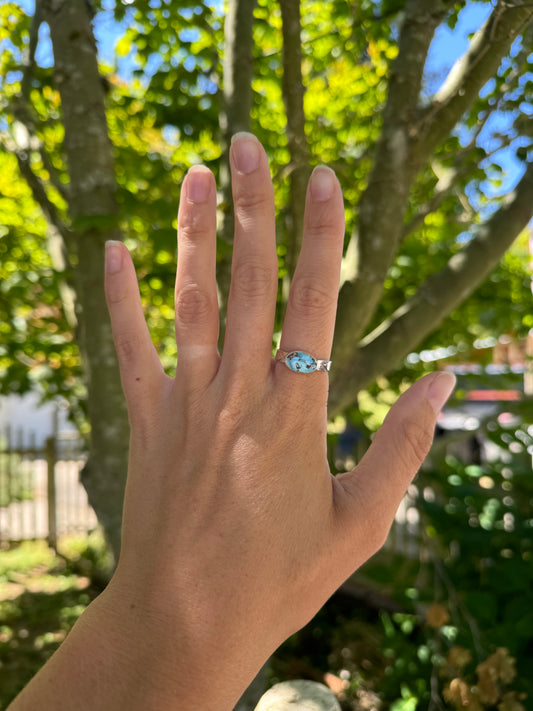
[334,371,455,557]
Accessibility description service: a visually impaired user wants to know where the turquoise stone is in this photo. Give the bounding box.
[286,351,317,373]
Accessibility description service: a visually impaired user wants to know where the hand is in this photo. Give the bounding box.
[9,133,455,711]
[102,132,455,707]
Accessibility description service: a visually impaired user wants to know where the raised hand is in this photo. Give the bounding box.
[10,134,455,711]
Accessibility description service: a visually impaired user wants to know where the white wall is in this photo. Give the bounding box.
[0,392,77,448]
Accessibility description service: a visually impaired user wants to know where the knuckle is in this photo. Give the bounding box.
[307,217,337,237]
[178,210,210,239]
[105,280,128,306]
[306,202,343,235]
[289,277,335,318]
[217,401,245,433]
[216,392,247,439]
[234,188,272,216]
[114,330,142,365]
[176,285,213,324]
[232,261,276,300]
[215,374,260,439]
[400,418,434,470]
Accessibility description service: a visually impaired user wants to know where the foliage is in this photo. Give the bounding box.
[0,1,532,705]
[380,395,533,709]
[0,536,106,708]
[0,1,531,405]
[274,395,533,710]
[412,399,533,707]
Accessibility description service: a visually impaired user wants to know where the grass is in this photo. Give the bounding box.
[0,534,107,708]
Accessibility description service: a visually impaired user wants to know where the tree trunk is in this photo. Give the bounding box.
[42,0,129,563]
[218,0,258,340]
[280,0,310,279]
[218,2,267,706]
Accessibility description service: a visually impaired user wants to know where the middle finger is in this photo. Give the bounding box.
[221,133,278,380]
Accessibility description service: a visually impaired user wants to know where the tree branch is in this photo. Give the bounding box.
[329,161,533,415]
[401,135,515,241]
[13,3,70,204]
[1,137,78,329]
[400,170,460,241]
[414,2,533,160]
[279,0,311,279]
[402,85,508,240]
[331,2,532,406]
[3,136,71,245]
[11,106,70,203]
[20,3,43,101]
[332,0,447,370]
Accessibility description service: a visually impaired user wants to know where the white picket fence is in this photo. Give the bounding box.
[0,428,97,547]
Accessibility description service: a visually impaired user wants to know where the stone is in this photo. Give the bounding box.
[286,351,317,373]
[254,680,341,711]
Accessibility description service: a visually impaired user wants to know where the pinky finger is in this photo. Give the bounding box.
[104,241,166,410]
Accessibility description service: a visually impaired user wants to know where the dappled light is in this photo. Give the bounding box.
[1,0,532,709]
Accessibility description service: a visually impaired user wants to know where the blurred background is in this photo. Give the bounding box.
[0,0,532,709]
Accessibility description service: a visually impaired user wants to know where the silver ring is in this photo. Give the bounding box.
[275,349,331,374]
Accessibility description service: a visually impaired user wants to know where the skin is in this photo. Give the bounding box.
[9,133,455,711]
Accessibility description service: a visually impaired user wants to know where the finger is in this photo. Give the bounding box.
[333,372,456,561]
[175,166,220,388]
[105,241,165,407]
[277,167,344,381]
[221,133,278,379]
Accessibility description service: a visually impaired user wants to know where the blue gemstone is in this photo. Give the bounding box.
[286,351,317,373]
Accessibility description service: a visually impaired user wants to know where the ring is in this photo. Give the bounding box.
[275,349,332,373]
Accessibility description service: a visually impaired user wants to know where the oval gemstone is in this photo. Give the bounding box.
[286,351,317,373]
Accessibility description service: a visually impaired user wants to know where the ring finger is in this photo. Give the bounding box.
[277,166,344,381]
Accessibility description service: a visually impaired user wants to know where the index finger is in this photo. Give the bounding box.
[104,241,165,407]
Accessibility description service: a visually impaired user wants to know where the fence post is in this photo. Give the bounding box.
[46,436,57,551]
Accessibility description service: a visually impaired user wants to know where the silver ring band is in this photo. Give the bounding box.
[275,349,332,373]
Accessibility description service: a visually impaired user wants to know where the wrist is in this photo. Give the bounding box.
[9,581,248,711]
[94,576,266,711]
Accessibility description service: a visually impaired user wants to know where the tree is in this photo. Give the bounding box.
[0,0,532,563]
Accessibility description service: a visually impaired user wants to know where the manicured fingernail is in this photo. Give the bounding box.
[427,372,456,414]
[187,166,211,203]
[310,166,335,202]
[105,241,123,274]
[231,132,260,174]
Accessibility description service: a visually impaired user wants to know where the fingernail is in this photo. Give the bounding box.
[187,166,211,203]
[427,372,456,414]
[310,166,335,202]
[105,240,123,274]
[231,132,260,174]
